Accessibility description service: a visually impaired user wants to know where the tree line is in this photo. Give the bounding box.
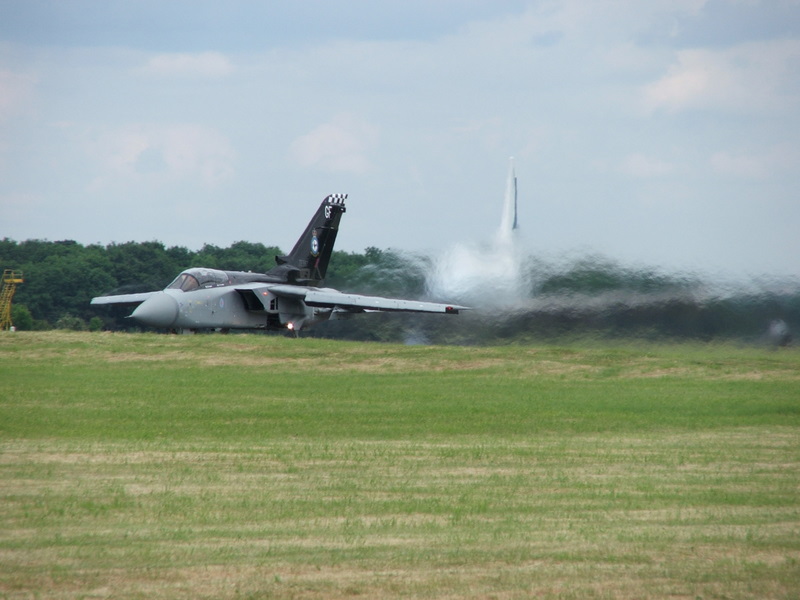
[1,237,797,344]
[0,238,425,334]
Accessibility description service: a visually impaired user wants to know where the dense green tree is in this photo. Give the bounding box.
[10,304,33,330]
[336,247,428,298]
[55,314,87,331]
[193,241,284,273]
[104,241,181,292]
[325,250,371,289]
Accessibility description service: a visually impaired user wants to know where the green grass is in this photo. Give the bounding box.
[1,332,799,599]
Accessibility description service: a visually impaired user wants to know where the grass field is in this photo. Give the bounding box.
[1,331,798,599]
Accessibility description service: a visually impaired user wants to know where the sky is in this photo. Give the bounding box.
[1,0,799,280]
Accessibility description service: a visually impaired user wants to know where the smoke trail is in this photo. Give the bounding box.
[418,160,800,345]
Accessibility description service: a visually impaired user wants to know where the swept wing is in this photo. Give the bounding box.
[242,284,467,314]
[90,291,158,305]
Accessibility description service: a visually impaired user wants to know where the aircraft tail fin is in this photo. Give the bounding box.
[271,194,347,285]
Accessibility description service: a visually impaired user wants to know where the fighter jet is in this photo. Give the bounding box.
[91,194,467,333]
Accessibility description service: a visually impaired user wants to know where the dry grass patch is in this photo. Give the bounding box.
[3,430,799,598]
[2,333,799,598]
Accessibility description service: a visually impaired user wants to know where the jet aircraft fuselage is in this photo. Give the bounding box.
[91,194,466,333]
[128,268,318,331]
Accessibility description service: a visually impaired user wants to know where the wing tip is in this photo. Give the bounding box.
[446,305,471,314]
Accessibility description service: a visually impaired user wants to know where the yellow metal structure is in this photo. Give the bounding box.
[1,269,24,331]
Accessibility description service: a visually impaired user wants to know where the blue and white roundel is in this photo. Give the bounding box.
[310,234,320,257]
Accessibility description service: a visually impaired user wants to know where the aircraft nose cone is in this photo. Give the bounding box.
[131,293,179,328]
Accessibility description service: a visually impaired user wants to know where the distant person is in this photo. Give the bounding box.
[768,319,792,347]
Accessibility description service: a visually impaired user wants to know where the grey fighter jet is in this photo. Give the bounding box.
[91,194,467,333]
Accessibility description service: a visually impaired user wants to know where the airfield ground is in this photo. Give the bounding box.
[1,332,798,599]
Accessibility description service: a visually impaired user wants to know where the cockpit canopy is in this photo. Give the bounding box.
[166,268,230,292]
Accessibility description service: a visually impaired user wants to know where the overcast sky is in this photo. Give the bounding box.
[2,0,799,279]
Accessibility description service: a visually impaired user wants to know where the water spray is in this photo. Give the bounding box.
[426,157,531,308]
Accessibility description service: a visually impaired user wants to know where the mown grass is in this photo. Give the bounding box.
[1,331,799,599]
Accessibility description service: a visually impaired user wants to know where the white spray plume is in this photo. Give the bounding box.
[426,158,530,308]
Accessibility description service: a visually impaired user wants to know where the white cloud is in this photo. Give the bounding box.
[161,125,236,183]
[88,123,236,189]
[289,114,379,174]
[0,68,36,122]
[711,145,800,179]
[485,0,706,51]
[711,151,769,178]
[643,40,800,113]
[138,52,234,78]
[619,153,675,177]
